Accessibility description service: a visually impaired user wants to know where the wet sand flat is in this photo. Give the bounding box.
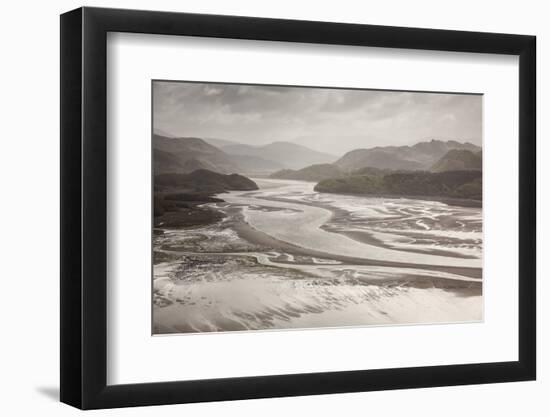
[153,179,483,334]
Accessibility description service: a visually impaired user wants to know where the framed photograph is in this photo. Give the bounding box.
[60,7,536,409]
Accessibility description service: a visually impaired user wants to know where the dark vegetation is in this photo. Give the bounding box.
[315,170,482,201]
[430,149,482,172]
[155,169,258,193]
[154,169,258,228]
[270,163,345,182]
[269,164,397,182]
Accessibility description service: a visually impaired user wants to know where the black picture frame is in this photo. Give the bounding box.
[60,6,536,410]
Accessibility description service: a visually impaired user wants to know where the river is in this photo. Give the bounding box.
[153,179,482,334]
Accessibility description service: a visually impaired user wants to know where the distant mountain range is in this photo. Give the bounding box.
[153,134,240,174]
[153,132,337,174]
[270,145,482,183]
[202,137,240,148]
[227,154,285,173]
[221,141,336,170]
[334,139,480,171]
[153,132,483,207]
[153,131,239,149]
[153,129,482,180]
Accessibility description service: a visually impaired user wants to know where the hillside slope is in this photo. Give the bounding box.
[154,169,259,229]
[270,163,345,182]
[315,170,482,201]
[431,149,482,172]
[153,134,240,174]
[222,141,336,170]
[155,169,259,193]
[334,139,480,171]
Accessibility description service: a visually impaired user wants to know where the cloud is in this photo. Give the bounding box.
[153,81,482,155]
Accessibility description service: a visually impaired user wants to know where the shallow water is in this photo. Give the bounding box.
[153,179,482,334]
[222,179,481,267]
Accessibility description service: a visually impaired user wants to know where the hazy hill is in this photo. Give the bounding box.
[334,139,480,171]
[229,154,285,174]
[222,141,336,170]
[270,163,412,183]
[153,149,185,173]
[153,128,175,138]
[336,150,425,171]
[179,158,221,173]
[155,169,259,193]
[315,170,482,201]
[153,134,240,174]
[431,149,482,172]
[154,134,287,174]
[153,129,237,148]
[202,137,240,148]
[351,166,396,176]
[270,164,344,182]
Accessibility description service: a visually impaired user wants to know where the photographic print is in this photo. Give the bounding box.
[152,81,483,335]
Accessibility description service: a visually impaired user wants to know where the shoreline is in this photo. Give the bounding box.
[254,177,482,208]
[155,180,483,281]
[230,211,482,279]
[315,190,482,208]
[246,193,481,260]
[339,230,478,259]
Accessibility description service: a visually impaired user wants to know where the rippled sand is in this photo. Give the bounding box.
[153,179,482,334]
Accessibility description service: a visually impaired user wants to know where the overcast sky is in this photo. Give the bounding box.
[153,81,482,156]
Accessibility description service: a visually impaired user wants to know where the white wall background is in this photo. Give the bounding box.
[0,0,545,415]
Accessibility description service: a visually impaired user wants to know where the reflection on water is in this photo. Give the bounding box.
[153,179,482,334]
